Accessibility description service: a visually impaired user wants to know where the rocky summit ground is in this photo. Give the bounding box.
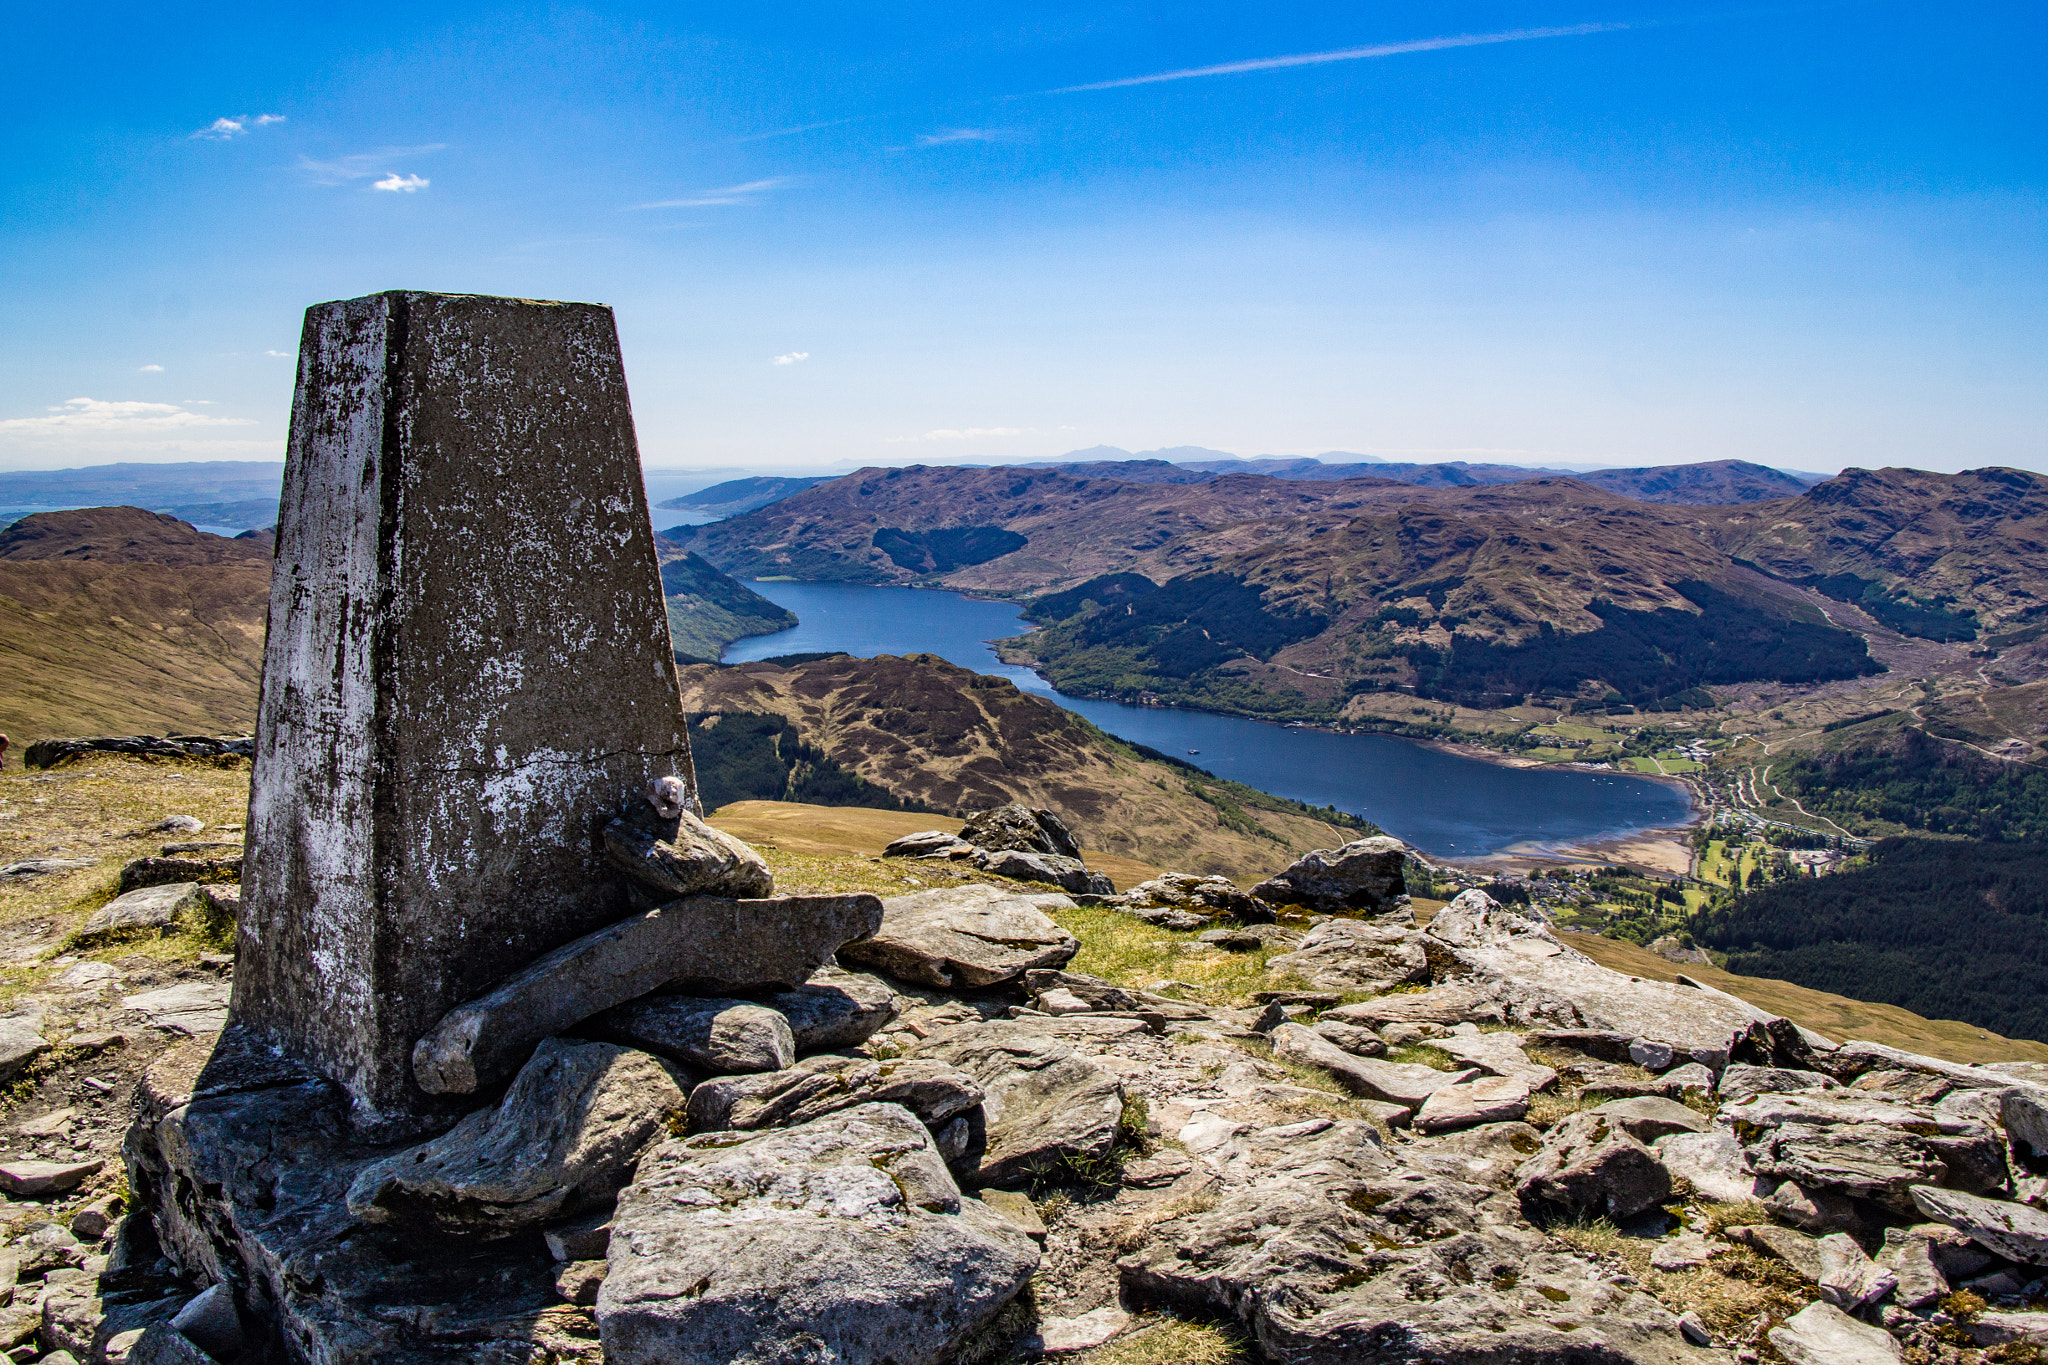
[0,755,2046,1363]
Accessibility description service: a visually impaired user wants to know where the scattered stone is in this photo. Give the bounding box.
[170,1282,244,1359]
[0,859,93,879]
[63,1031,123,1053]
[1019,1305,1131,1355]
[1816,1232,1896,1309]
[1436,1031,1558,1091]
[1663,1061,1715,1094]
[910,1021,1124,1188]
[79,884,202,941]
[1677,1311,1712,1347]
[1120,1151,1195,1188]
[1767,1300,1903,1365]
[597,1103,1039,1365]
[1652,1234,1721,1271]
[412,892,883,1093]
[603,804,774,901]
[758,964,898,1053]
[883,830,976,860]
[1763,1179,1871,1235]
[1320,979,1506,1028]
[1033,988,1092,1015]
[545,1208,613,1263]
[0,1019,48,1084]
[687,1054,983,1135]
[1628,1038,1675,1071]
[1117,872,1267,922]
[972,847,1113,896]
[118,1327,213,1365]
[1909,1186,2048,1265]
[595,995,795,1074]
[1197,928,1263,951]
[1250,835,1408,913]
[1269,1023,1476,1110]
[840,884,1079,990]
[0,1159,100,1197]
[554,1260,607,1306]
[56,962,119,989]
[1264,920,1429,993]
[1727,1091,2009,1212]
[117,856,241,894]
[1378,1021,1449,1045]
[1515,1110,1672,1220]
[69,1193,121,1240]
[1655,1131,1761,1201]
[978,1189,1046,1241]
[120,982,229,1036]
[1877,1228,1950,1310]
[960,805,1081,859]
[349,1039,686,1235]
[1592,1095,1708,1143]
[1718,1064,1840,1104]
[1968,1311,2048,1349]
[1729,1223,1824,1281]
[1412,1075,1531,1132]
[148,815,206,835]
[1309,1018,1387,1057]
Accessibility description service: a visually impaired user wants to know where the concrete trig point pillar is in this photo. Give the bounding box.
[234,291,698,1131]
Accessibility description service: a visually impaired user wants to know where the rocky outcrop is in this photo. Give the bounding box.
[885,806,1116,895]
[958,804,1081,859]
[756,964,899,1052]
[839,884,1079,989]
[597,1104,1039,1365]
[1250,834,1409,913]
[593,995,796,1074]
[1109,872,1270,925]
[686,1054,984,1137]
[1265,919,1430,993]
[603,803,774,901]
[909,1019,1126,1188]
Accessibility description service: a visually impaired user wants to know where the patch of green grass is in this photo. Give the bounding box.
[1385,1042,1460,1071]
[1079,1317,1250,1365]
[1048,904,1296,1007]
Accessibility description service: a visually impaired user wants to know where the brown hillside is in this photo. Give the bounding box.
[676,652,1362,880]
[1701,466,2048,629]
[0,509,271,742]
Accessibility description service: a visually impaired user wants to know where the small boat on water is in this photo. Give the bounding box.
[1188,749,1200,755]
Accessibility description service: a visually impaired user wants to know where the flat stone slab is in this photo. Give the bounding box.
[0,1019,48,1084]
[602,808,773,901]
[757,965,898,1053]
[1910,1186,2048,1266]
[1655,1131,1761,1203]
[413,893,882,1094]
[350,1038,685,1236]
[597,1103,1037,1365]
[0,1160,101,1197]
[1436,1031,1558,1091]
[1264,921,1429,993]
[1768,1301,1902,1365]
[81,883,201,941]
[688,1054,983,1136]
[122,982,230,1036]
[909,1020,1124,1188]
[594,996,795,1075]
[1413,1076,1531,1133]
[1269,1023,1476,1109]
[840,885,1078,989]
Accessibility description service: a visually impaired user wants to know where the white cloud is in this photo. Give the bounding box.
[0,398,254,435]
[1051,22,1628,93]
[265,350,291,358]
[771,352,810,366]
[634,178,786,209]
[191,113,287,140]
[916,128,1002,146]
[373,173,429,193]
[298,145,445,186]
[886,426,1027,443]
[137,364,163,373]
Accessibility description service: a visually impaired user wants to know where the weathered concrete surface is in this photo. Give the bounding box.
[412,893,883,1094]
[237,291,698,1130]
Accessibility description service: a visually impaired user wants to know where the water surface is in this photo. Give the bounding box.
[722,581,1692,859]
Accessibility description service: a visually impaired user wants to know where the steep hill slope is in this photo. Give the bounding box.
[655,550,797,662]
[1575,458,1814,505]
[0,508,272,740]
[674,652,1370,879]
[1702,466,2048,638]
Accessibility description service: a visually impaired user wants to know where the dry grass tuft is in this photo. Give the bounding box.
[1110,1188,1222,1254]
[1551,1216,1812,1344]
[1694,1200,1771,1237]
[1524,1089,1597,1131]
[1079,1317,1249,1365]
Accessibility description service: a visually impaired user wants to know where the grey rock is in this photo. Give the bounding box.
[1310,1018,1387,1057]
[1321,979,1505,1028]
[1767,1301,1903,1365]
[977,1189,1046,1240]
[1402,1120,1547,1189]
[545,1207,613,1262]
[1663,1062,1715,1094]
[81,883,202,941]
[909,1020,1124,1188]
[972,847,1112,896]
[1437,1031,1559,1091]
[1717,1064,1840,1103]
[1909,1186,2048,1265]
[1652,1235,1720,1271]
[759,964,899,1053]
[1730,1223,1824,1281]
[349,1038,685,1235]
[1264,920,1430,993]
[122,981,230,1035]
[0,1018,48,1084]
[0,1159,100,1196]
[237,291,700,1128]
[1725,1091,2009,1212]
[170,1282,243,1359]
[412,892,883,1093]
[959,804,1081,858]
[1119,872,1268,922]
[1678,1312,1712,1347]
[1763,1179,1872,1235]
[1021,969,1206,1018]
[0,858,94,878]
[1877,1228,1950,1310]
[1412,1076,1531,1133]
[687,1053,984,1134]
[1269,1023,1477,1109]
[118,1327,213,1365]
[1019,1304,1132,1355]
[1249,834,1408,913]
[597,1103,1038,1365]
[2005,1087,2048,1163]
[1515,1109,1673,1220]
[603,805,774,900]
[595,995,795,1074]
[1593,1096,1709,1144]
[1424,888,1555,950]
[1968,1311,2048,1349]
[554,1259,606,1306]
[117,855,241,894]
[1816,1232,1896,1310]
[1197,927,1264,951]
[840,884,1079,990]
[1628,1038,1675,1070]
[882,831,976,860]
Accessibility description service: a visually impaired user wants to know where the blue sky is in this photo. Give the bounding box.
[1,2,2042,476]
